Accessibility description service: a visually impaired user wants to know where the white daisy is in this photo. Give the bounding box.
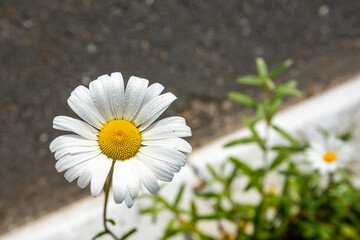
[306,134,352,174]
[49,73,192,208]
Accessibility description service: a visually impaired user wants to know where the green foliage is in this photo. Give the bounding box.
[141,58,360,240]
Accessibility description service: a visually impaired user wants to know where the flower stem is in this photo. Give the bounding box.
[253,87,272,239]
[103,159,118,240]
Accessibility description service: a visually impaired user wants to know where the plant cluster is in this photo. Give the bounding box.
[142,59,360,240]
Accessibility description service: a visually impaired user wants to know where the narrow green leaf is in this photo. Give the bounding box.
[174,184,186,208]
[229,157,253,176]
[267,97,282,121]
[272,125,298,145]
[254,103,265,121]
[316,126,329,138]
[276,80,301,97]
[196,192,221,198]
[269,59,293,78]
[106,218,115,226]
[228,92,257,109]
[340,224,359,239]
[120,228,137,240]
[338,131,352,141]
[206,164,218,178]
[270,153,289,170]
[242,117,265,150]
[157,196,172,209]
[256,57,268,77]
[224,137,256,147]
[161,219,181,240]
[272,144,307,153]
[190,200,197,219]
[92,230,109,240]
[265,77,276,91]
[237,75,264,85]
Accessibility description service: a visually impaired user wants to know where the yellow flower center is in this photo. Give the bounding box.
[267,185,276,195]
[98,120,141,160]
[322,151,337,163]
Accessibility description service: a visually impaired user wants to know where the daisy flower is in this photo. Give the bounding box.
[306,134,352,174]
[49,73,192,208]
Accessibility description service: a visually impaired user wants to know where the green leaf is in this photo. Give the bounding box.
[92,230,109,240]
[242,117,265,150]
[316,126,329,138]
[269,59,293,78]
[206,164,218,178]
[340,224,359,239]
[224,137,257,147]
[120,228,137,240]
[338,131,352,141]
[228,92,257,109]
[254,103,266,121]
[196,192,221,198]
[256,57,268,77]
[190,200,197,220]
[174,184,186,208]
[265,77,276,91]
[276,80,301,97]
[237,75,264,85]
[270,153,289,170]
[272,125,298,145]
[267,97,282,121]
[272,144,307,153]
[106,218,115,226]
[229,157,253,176]
[161,219,181,240]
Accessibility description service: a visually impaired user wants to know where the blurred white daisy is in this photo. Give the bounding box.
[50,73,192,208]
[306,134,352,174]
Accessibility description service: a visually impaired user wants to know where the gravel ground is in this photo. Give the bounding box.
[1,0,360,233]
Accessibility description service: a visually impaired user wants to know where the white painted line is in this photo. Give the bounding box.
[2,75,360,240]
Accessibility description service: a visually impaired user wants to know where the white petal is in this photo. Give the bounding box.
[139,146,186,167]
[77,158,99,189]
[90,156,113,197]
[141,154,181,173]
[54,145,100,160]
[124,160,140,199]
[138,152,184,173]
[64,164,84,182]
[112,161,127,203]
[142,83,164,104]
[124,191,135,208]
[53,116,98,140]
[50,134,98,153]
[56,150,101,172]
[131,158,160,194]
[135,92,177,130]
[123,76,149,121]
[137,154,174,182]
[89,75,114,121]
[142,138,192,153]
[109,72,125,119]
[64,157,97,182]
[141,116,191,140]
[77,158,102,188]
[67,86,106,129]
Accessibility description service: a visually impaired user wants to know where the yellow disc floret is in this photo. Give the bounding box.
[323,151,337,163]
[98,120,141,160]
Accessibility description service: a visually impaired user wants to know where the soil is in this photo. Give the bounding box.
[1,0,360,234]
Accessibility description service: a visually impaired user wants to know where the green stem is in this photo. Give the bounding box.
[103,160,118,240]
[253,87,272,240]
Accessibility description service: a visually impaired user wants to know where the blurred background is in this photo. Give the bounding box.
[1,0,360,234]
